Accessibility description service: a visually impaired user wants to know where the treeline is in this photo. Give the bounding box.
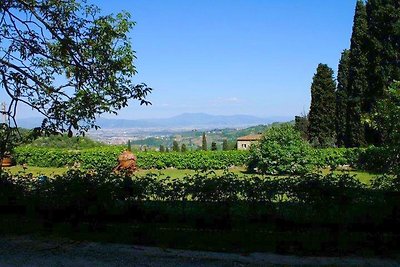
[158,133,233,152]
[299,0,400,148]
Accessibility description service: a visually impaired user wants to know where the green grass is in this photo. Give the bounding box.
[3,165,69,177]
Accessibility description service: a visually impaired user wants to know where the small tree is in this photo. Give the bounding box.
[222,139,229,151]
[202,132,207,151]
[165,147,170,153]
[172,141,180,152]
[127,140,132,151]
[181,143,187,152]
[211,142,217,151]
[159,145,165,152]
[248,124,314,175]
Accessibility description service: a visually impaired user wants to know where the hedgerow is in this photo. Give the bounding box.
[14,146,249,170]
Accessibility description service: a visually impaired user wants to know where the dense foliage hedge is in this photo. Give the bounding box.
[313,147,363,169]
[14,146,249,170]
[15,143,396,174]
[1,170,398,228]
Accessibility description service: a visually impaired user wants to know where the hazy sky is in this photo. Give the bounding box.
[3,0,356,120]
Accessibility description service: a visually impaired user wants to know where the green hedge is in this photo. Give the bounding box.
[14,146,249,170]
[314,147,363,168]
[14,145,391,173]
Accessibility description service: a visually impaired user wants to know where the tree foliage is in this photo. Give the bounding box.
[365,82,400,175]
[308,64,337,148]
[172,140,180,152]
[181,143,187,153]
[0,0,152,136]
[248,124,314,175]
[202,132,207,151]
[346,0,369,147]
[294,115,309,141]
[222,139,229,151]
[336,49,350,147]
[211,142,217,151]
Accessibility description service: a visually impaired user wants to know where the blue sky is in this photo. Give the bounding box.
[5,0,357,120]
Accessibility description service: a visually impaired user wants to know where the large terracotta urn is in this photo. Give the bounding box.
[113,150,137,174]
[1,156,13,167]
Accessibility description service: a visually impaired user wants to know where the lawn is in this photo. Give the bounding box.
[3,165,69,177]
[3,165,379,185]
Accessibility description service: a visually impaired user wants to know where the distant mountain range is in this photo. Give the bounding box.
[17,113,292,130]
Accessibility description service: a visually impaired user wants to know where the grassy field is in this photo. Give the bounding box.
[3,165,379,184]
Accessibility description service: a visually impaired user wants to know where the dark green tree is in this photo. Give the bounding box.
[172,140,180,152]
[346,0,369,147]
[336,49,350,147]
[365,82,400,174]
[222,139,229,151]
[202,132,207,151]
[365,0,400,143]
[165,147,170,153]
[127,140,132,151]
[159,145,165,153]
[294,115,309,141]
[181,143,187,152]
[211,142,217,151]
[308,64,337,147]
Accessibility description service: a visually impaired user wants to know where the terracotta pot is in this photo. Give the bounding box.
[1,157,13,167]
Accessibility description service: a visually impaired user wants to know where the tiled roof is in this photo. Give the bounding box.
[237,134,263,141]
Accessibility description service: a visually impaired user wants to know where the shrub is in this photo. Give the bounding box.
[248,124,314,175]
[314,147,362,169]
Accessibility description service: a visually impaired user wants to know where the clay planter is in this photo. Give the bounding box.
[1,156,13,167]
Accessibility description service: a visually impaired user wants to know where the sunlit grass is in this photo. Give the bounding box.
[3,165,69,177]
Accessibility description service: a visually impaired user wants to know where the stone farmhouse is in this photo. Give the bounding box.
[236,134,263,150]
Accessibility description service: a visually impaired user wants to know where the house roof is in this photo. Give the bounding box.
[237,134,263,141]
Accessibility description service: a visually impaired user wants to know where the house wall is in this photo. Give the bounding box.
[237,140,257,150]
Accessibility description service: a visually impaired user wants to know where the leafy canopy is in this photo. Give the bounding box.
[248,124,314,175]
[0,0,152,135]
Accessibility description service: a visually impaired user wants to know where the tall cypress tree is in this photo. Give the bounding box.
[181,143,187,152]
[308,64,337,148]
[365,0,400,143]
[202,132,207,151]
[222,139,229,151]
[346,0,369,147]
[211,142,217,151]
[336,49,350,147]
[172,140,180,152]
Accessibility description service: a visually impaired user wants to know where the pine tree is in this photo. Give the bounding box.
[211,142,217,151]
[346,0,369,147]
[336,49,350,147]
[172,140,180,152]
[202,132,207,151]
[181,143,187,152]
[222,139,229,151]
[159,145,165,152]
[308,64,337,147]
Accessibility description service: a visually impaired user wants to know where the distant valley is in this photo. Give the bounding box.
[17,113,292,146]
